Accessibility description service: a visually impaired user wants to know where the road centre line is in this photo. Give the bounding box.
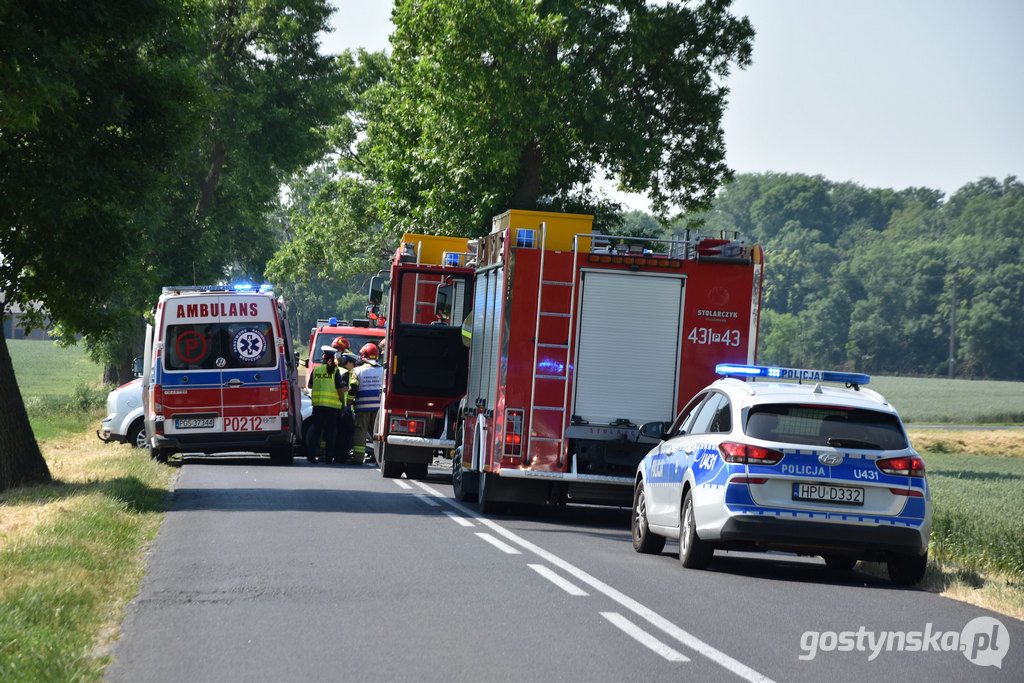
[444,511,475,527]
[528,563,589,596]
[414,493,441,507]
[601,612,690,662]
[412,480,775,683]
[475,533,521,554]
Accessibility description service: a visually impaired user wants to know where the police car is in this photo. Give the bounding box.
[631,364,931,585]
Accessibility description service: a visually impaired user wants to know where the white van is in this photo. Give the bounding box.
[142,285,302,464]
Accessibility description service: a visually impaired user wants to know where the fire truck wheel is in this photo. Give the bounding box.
[406,462,428,480]
[632,482,666,554]
[478,472,498,515]
[452,454,477,502]
[380,445,402,478]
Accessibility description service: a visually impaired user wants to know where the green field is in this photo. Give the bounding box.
[7,339,106,396]
[871,375,1024,424]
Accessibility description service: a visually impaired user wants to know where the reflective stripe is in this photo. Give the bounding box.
[354,362,383,412]
[311,367,344,409]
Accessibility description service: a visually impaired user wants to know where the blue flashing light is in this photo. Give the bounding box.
[329,317,338,326]
[444,252,461,266]
[516,229,537,248]
[715,363,870,386]
[233,283,253,291]
[258,283,274,293]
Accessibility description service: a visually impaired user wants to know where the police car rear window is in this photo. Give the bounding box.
[745,405,907,450]
[164,323,277,370]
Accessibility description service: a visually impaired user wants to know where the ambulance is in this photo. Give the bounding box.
[142,284,303,464]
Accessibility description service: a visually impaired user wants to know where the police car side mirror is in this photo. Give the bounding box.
[639,421,668,440]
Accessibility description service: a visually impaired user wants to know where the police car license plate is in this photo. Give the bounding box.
[792,482,864,505]
[175,417,215,429]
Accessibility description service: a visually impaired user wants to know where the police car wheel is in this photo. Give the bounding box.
[679,491,713,569]
[887,551,928,586]
[823,554,858,572]
[632,482,666,555]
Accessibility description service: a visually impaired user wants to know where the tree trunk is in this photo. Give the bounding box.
[508,138,543,210]
[0,333,51,492]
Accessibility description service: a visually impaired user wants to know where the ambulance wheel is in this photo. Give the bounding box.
[269,447,294,466]
[127,419,148,450]
[151,447,170,464]
[679,490,713,569]
[822,554,858,572]
[632,481,666,554]
[406,462,428,480]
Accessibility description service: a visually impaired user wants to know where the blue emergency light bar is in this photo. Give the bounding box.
[329,317,338,325]
[715,363,870,386]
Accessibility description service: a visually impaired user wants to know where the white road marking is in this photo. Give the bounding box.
[475,533,521,554]
[601,612,690,662]
[411,480,775,683]
[393,480,413,490]
[528,563,589,596]
[413,493,441,507]
[445,511,475,527]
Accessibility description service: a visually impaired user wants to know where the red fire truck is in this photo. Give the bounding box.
[370,234,476,479]
[304,317,385,384]
[452,209,764,512]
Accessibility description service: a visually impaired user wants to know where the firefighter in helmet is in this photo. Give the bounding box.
[352,343,384,464]
[335,351,360,464]
[331,335,350,356]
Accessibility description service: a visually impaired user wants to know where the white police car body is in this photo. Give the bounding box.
[632,364,931,585]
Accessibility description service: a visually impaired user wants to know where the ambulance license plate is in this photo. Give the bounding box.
[175,417,215,429]
[792,482,864,505]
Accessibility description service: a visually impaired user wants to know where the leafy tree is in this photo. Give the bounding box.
[368,0,754,239]
[0,0,204,490]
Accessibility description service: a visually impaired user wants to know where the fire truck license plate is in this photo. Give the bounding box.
[792,482,864,505]
[223,416,277,432]
[175,417,215,429]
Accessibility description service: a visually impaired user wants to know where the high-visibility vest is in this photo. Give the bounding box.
[353,361,383,412]
[338,367,357,408]
[310,366,344,409]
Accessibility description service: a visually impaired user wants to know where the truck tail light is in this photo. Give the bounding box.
[876,455,926,477]
[391,417,425,435]
[719,441,784,465]
[504,410,523,456]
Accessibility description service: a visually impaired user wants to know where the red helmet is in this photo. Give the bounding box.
[331,336,350,352]
[360,343,379,360]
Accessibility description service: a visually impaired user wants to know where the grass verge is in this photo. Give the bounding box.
[0,433,175,681]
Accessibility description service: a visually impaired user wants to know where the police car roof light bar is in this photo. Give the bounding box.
[715,363,870,387]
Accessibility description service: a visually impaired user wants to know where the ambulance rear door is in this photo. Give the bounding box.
[217,295,283,434]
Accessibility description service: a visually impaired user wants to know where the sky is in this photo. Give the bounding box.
[320,0,1024,206]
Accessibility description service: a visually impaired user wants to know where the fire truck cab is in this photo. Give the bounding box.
[454,210,764,512]
[142,284,303,464]
[371,234,476,479]
[304,317,385,387]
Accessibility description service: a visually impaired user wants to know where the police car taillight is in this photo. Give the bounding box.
[391,418,425,435]
[719,441,784,465]
[876,455,926,477]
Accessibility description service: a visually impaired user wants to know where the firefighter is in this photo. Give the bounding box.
[352,343,384,464]
[331,335,350,356]
[335,351,360,464]
[306,347,344,464]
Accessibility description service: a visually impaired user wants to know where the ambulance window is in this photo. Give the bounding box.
[164,324,217,370]
[163,323,276,370]
[221,323,276,368]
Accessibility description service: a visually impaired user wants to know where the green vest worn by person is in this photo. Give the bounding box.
[311,366,344,410]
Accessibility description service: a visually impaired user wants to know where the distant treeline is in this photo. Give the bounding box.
[662,173,1023,380]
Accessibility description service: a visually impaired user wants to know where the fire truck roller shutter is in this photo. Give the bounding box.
[573,271,684,426]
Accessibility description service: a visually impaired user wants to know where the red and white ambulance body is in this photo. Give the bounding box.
[142,285,302,464]
[455,210,764,511]
[372,234,476,479]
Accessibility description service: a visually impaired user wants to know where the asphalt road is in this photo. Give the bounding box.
[106,457,1023,682]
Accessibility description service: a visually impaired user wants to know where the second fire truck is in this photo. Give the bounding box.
[452,209,764,511]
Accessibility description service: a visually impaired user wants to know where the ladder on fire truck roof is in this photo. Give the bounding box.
[526,222,581,468]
